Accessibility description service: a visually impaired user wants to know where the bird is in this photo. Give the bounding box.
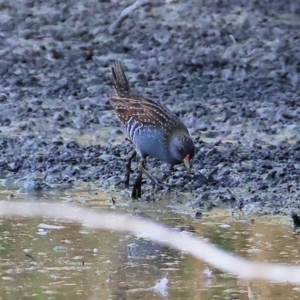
[109,61,195,198]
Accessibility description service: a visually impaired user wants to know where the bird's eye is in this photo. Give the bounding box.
[178,147,184,154]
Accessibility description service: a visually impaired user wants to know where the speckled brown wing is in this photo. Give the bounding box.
[110,61,183,131]
[109,61,194,170]
[109,95,181,130]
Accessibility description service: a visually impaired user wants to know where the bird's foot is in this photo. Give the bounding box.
[116,178,130,188]
[116,169,132,188]
[131,172,143,199]
[152,181,166,193]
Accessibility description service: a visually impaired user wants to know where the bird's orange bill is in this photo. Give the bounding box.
[183,154,191,173]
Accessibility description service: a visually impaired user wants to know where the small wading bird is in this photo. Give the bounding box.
[109,61,195,198]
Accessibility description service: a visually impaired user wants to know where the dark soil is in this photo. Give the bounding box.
[1,0,300,215]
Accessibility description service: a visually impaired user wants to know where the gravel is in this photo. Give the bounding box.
[1,0,300,215]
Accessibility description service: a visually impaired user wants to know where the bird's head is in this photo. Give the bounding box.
[169,133,195,173]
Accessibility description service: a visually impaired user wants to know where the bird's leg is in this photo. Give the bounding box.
[124,150,137,187]
[138,158,164,190]
[131,171,142,199]
[116,149,137,188]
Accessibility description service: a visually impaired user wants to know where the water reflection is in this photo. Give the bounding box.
[1,190,300,299]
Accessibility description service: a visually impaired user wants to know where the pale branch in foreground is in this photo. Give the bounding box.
[0,201,299,284]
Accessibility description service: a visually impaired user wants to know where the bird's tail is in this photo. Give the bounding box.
[111,61,130,97]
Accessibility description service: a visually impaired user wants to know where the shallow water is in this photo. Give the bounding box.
[0,189,299,300]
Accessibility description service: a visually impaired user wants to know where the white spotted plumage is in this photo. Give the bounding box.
[109,61,194,166]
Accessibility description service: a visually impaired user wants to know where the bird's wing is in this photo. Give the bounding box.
[109,95,180,129]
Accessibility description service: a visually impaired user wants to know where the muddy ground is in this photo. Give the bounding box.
[1,0,300,216]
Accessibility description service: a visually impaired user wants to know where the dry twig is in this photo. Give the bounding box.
[1,201,300,284]
[109,0,151,34]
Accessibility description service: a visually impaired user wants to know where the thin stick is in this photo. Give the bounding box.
[1,201,300,284]
[109,0,151,34]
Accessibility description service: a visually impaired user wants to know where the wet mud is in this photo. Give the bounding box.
[1,0,300,215]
